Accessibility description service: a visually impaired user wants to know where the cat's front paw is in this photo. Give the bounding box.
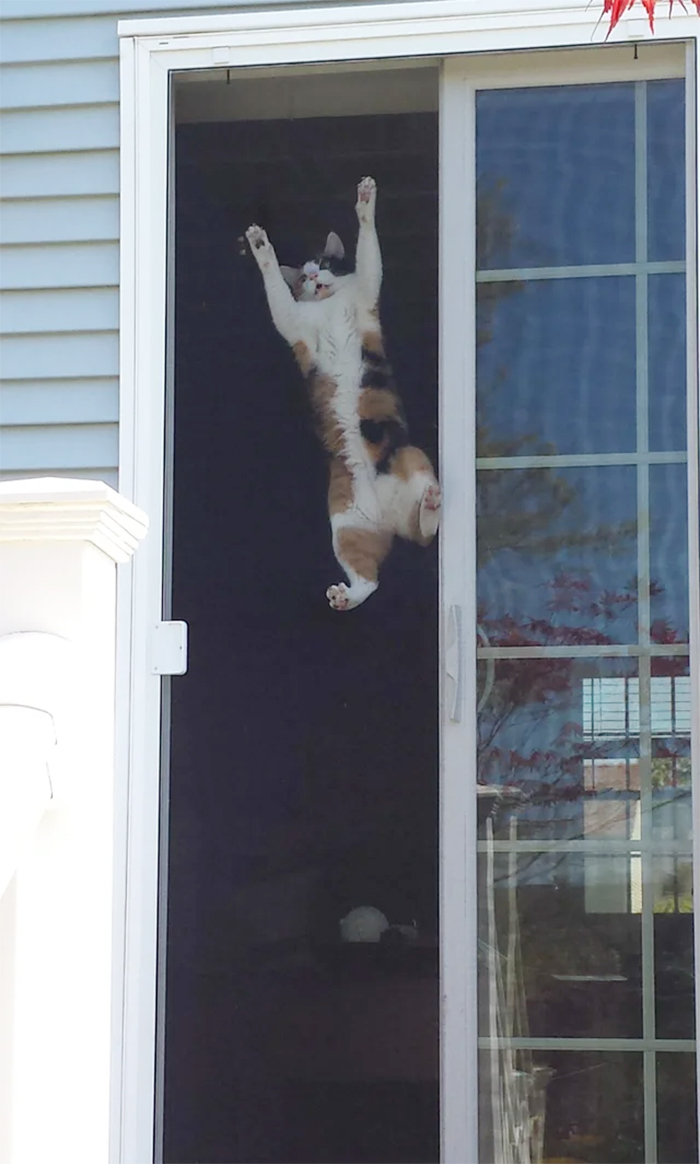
[246,224,274,268]
[327,583,351,611]
[356,176,377,222]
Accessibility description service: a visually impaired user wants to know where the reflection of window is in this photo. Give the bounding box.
[581,676,692,913]
[582,676,691,738]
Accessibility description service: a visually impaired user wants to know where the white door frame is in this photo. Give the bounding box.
[116,4,700,1162]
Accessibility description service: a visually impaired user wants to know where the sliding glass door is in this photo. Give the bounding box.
[469,61,696,1164]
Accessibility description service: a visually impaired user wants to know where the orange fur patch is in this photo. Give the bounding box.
[391,445,435,482]
[361,330,385,357]
[308,373,344,457]
[336,527,393,582]
[327,457,354,516]
[292,341,314,376]
[358,387,401,422]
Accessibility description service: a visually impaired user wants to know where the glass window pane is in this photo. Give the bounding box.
[655,853,695,1041]
[650,464,690,642]
[650,657,692,846]
[477,277,637,456]
[649,274,686,452]
[478,466,638,645]
[478,851,643,1038]
[478,1049,644,1164]
[477,659,641,841]
[477,84,636,269]
[647,79,685,263]
[657,1053,698,1163]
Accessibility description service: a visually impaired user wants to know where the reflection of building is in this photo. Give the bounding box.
[582,677,692,913]
[582,676,691,738]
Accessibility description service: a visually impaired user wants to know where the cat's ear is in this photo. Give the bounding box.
[324,232,345,260]
[280,265,299,288]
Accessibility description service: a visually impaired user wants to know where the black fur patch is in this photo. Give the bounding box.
[360,417,409,473]
[360,418,388,444]
[361,346,385,366]
[319,254,353,277]
[361,367,391,389]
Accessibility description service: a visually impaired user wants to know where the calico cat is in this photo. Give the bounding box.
[246,176,440,611]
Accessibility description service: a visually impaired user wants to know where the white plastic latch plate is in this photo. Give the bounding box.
[151,621,188,676]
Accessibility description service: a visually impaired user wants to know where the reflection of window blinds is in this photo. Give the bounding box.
[582,677,691,738]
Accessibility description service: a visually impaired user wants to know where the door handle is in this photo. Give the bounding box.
[445,604,463,722]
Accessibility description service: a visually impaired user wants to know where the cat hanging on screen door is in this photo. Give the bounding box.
[246,177,440,611]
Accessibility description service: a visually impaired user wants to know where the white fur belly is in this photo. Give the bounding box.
[332,370,381,526]
[313,310,383,524]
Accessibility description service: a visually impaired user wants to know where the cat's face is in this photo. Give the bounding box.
[281,232,350,302]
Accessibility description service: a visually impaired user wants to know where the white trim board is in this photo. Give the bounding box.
[117,6,700,1164]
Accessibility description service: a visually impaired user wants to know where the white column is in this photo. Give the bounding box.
[0,478,148,1164]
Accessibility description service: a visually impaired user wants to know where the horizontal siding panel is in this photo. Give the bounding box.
[1,150,119,198]
[1,105,119,154]
[0,197,119,244]
[0,466,119,488]
[1,288,119,335]
[1,331,118,379]
[0,17,118,64]
[0,242,119,289]
[0,60,119,109]
[0,379,119,425]
[0,422,118,470]
[1,0,327,17]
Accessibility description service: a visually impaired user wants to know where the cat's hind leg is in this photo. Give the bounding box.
[327,524,392,611]
[388,446,441,546]
[326,458,391,611]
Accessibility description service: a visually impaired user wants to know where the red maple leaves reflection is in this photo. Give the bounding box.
[477,572,689,824]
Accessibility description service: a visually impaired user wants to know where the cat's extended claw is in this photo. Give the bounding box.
[327,583,351,611]
[356,176,377,221]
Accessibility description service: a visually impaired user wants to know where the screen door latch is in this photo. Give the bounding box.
[445,605,463,722]
[151,621,188,676]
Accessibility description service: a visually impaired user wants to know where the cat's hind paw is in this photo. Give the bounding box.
[327,583,351,611]
[419,481,441,540]
[356,176,377,222]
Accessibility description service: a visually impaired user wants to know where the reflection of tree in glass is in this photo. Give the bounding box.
[477,591,690,846]
[480,666,689,788]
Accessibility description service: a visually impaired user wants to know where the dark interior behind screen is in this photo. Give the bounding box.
[164,110,440,1164]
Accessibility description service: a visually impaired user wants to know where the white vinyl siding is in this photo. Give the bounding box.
[0,0,338,490]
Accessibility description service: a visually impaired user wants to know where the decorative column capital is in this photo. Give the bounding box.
[0,477,148,563]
